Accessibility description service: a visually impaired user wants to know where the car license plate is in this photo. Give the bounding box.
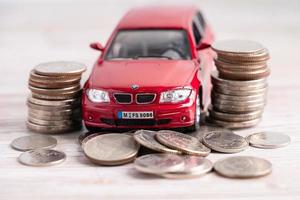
[117,111,154,119]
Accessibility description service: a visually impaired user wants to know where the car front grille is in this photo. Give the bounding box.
[136,93,156,104]
[113,93,132,104]
[113,93,156,104]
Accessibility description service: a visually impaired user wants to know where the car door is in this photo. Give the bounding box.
[192,12,214,110]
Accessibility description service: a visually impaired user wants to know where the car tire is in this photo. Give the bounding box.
[185,93,201,132]
[85,125,101,133]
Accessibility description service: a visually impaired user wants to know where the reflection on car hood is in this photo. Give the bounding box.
[90,60,197,89]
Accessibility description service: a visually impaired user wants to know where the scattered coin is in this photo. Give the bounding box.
[34,61,87,76]
[11,135,57,151]
[161,156,213,179]
[156,130,210,156]
[134,153,184,175]
[214,156,272,178]
[18,149,66,167]
[247,132,291,149]
[133,130,181,154]
[83,134,139,166]
[80,132,106,146]
[203,131,248,153]
[190,125,229,141]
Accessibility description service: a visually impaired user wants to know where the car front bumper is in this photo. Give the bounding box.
[82,93,197,129]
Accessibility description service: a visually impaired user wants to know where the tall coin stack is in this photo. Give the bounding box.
[209,40,270,129]
[27,61,86,134]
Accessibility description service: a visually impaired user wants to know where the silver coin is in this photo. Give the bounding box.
[248,132,291,149]
[203,131,248,153]
[28,107,81,116]
[212,102,265,113]
[212,91,267,102]
[18,149,66,167]
[212,98,266,107]
[133,130,181,154]
[34,61,87,76]
[161,156,213,179]
[208,117,261,129]
[214,156,272,178]
[190,125,231,141]
[80,132,106,146]
[11,135,57,151]
[211,71,267,88]
[156,130,210,156]
[212,40,266,54]
[26,120,82,134]
[213,85,268,96]
[28,96,81,107]
[83,134,140,166]
[134,153,184,175]
[28,116,78,126]
[209,108,262,122]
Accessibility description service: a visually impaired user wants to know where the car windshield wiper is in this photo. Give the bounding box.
[133,55,173,60]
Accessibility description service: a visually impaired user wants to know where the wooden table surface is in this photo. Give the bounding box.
[1,0,300,199]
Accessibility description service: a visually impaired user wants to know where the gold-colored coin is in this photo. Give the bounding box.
[156,130,211,156]
[34,61,87,76]
[82,134,140,166]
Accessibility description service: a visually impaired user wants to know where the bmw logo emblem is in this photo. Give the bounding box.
[131,84,139,90]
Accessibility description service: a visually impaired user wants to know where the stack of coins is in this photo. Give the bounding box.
[27,61,86,134]
[209,40,270,129]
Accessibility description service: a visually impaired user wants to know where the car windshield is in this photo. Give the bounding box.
[105,30,191,60]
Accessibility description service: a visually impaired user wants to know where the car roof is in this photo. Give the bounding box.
[117,6,198,30]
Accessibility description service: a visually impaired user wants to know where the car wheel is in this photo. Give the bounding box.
[185,93,201,132]
[85,125,101,133]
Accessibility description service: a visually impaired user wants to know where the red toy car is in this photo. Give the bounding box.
[82,6,214,131]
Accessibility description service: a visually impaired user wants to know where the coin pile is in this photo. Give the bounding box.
[27,61,86,134]
[209,40,270,129]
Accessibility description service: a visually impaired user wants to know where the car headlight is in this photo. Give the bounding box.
[87,89,110,103]
[159,89,191,103]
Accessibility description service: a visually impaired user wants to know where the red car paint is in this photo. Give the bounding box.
[82,6,215,130]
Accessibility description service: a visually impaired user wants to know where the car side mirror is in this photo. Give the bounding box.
[90,42,105,51]
[196,43,211,51]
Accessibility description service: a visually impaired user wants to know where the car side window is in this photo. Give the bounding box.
[192,22,201,45]
[197,12,206,30]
